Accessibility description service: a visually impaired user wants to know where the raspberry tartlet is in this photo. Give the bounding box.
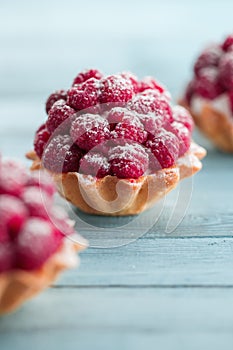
[0,156,86,314]
[181,34,233,152]
[27,69,206,216]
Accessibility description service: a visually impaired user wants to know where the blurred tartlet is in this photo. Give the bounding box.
[0,157,86,314]
[181,34,233,152]
[27,69,206,216]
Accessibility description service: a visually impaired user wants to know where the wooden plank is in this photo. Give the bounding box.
[1,288,233,350]
[2,331,233,350]
[57,237,233,286]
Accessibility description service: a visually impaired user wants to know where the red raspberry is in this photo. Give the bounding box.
[43,135,83,173]
[26,172,55,197]
[107,107,142,131]
[0,222,9,243]
[79,152,110,178]
[0,159,28,196]
[21,187,52,219]
[70,114,110,151]
[222,34,233,52]
[34,123,51,158]
[50,206,75,236]
[219,52,233,90]
[73,69,103,85]
[138,76,166,94]
[109,143,149,179]
[46,100,76,134]
[0,157,79,273]
[120,72,139,93]
[229,91,233,113]
[172,105,194,132]
[194,45,222,76]
[139,113,165,135]
[67,78,100,111]
[141,87,171,102]
[45,90,67,114]
[128,91,159,115]
[99,75,134,104]
[170,121,191,156]
[107,107,129,127]
[16,218,63,270]
[91,140,114,157]
[112,114,147,144]
[195,67,223,99]
[0,243,14,272]
[145,130,179,170]
[128,93,173,123]
[0,195,28,239]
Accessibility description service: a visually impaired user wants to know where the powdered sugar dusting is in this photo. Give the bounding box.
[18,219,53,248]
[109,143,148,162]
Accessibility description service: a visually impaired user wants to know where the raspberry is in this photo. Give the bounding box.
[16,218,63,270]
[43,135,83,173]
[229,91,233,113]
[46,100,76,134]
[91,140,114,157]
[45,90,67,114]
[139,113,165,135]
[107,107,141,131]
[49,205,75,236]
[0,157,80,273]
[107,107,129,127]
[194,45,222,76]
[0,195,28,238]
[145,130,179,170]
[112,114,147,144]
[50,206,75,236]
[222,34,233,52]
[21,187,52,219]
[67,78,100,111]
[34,123,51,158]
[120,72,139,93]
[170,121,191,156]
[109,143,149,178]
[219,52,233,90]
[0,222,9,243]
[73,69,103,85]
[0,243,14,272]
[195,67,223,99]
[99,75,134,104]
[70,114,110,151]
[138,76,166,94]
[26,172,55,197]
[128,93,173,123]
[172,105,194,132]
[0,159,28,196]
[79,152,110,178]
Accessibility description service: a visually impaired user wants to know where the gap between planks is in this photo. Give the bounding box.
[51,284,233,289]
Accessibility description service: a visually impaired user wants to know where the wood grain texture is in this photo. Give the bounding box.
[57,237,233,287]
[1,288,233,350]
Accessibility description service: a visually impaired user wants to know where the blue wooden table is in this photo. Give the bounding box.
[1,1,233,349]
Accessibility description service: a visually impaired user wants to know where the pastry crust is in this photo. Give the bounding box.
[180,99,233,153]
[26,142,206,216]
[0,236,86,314]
